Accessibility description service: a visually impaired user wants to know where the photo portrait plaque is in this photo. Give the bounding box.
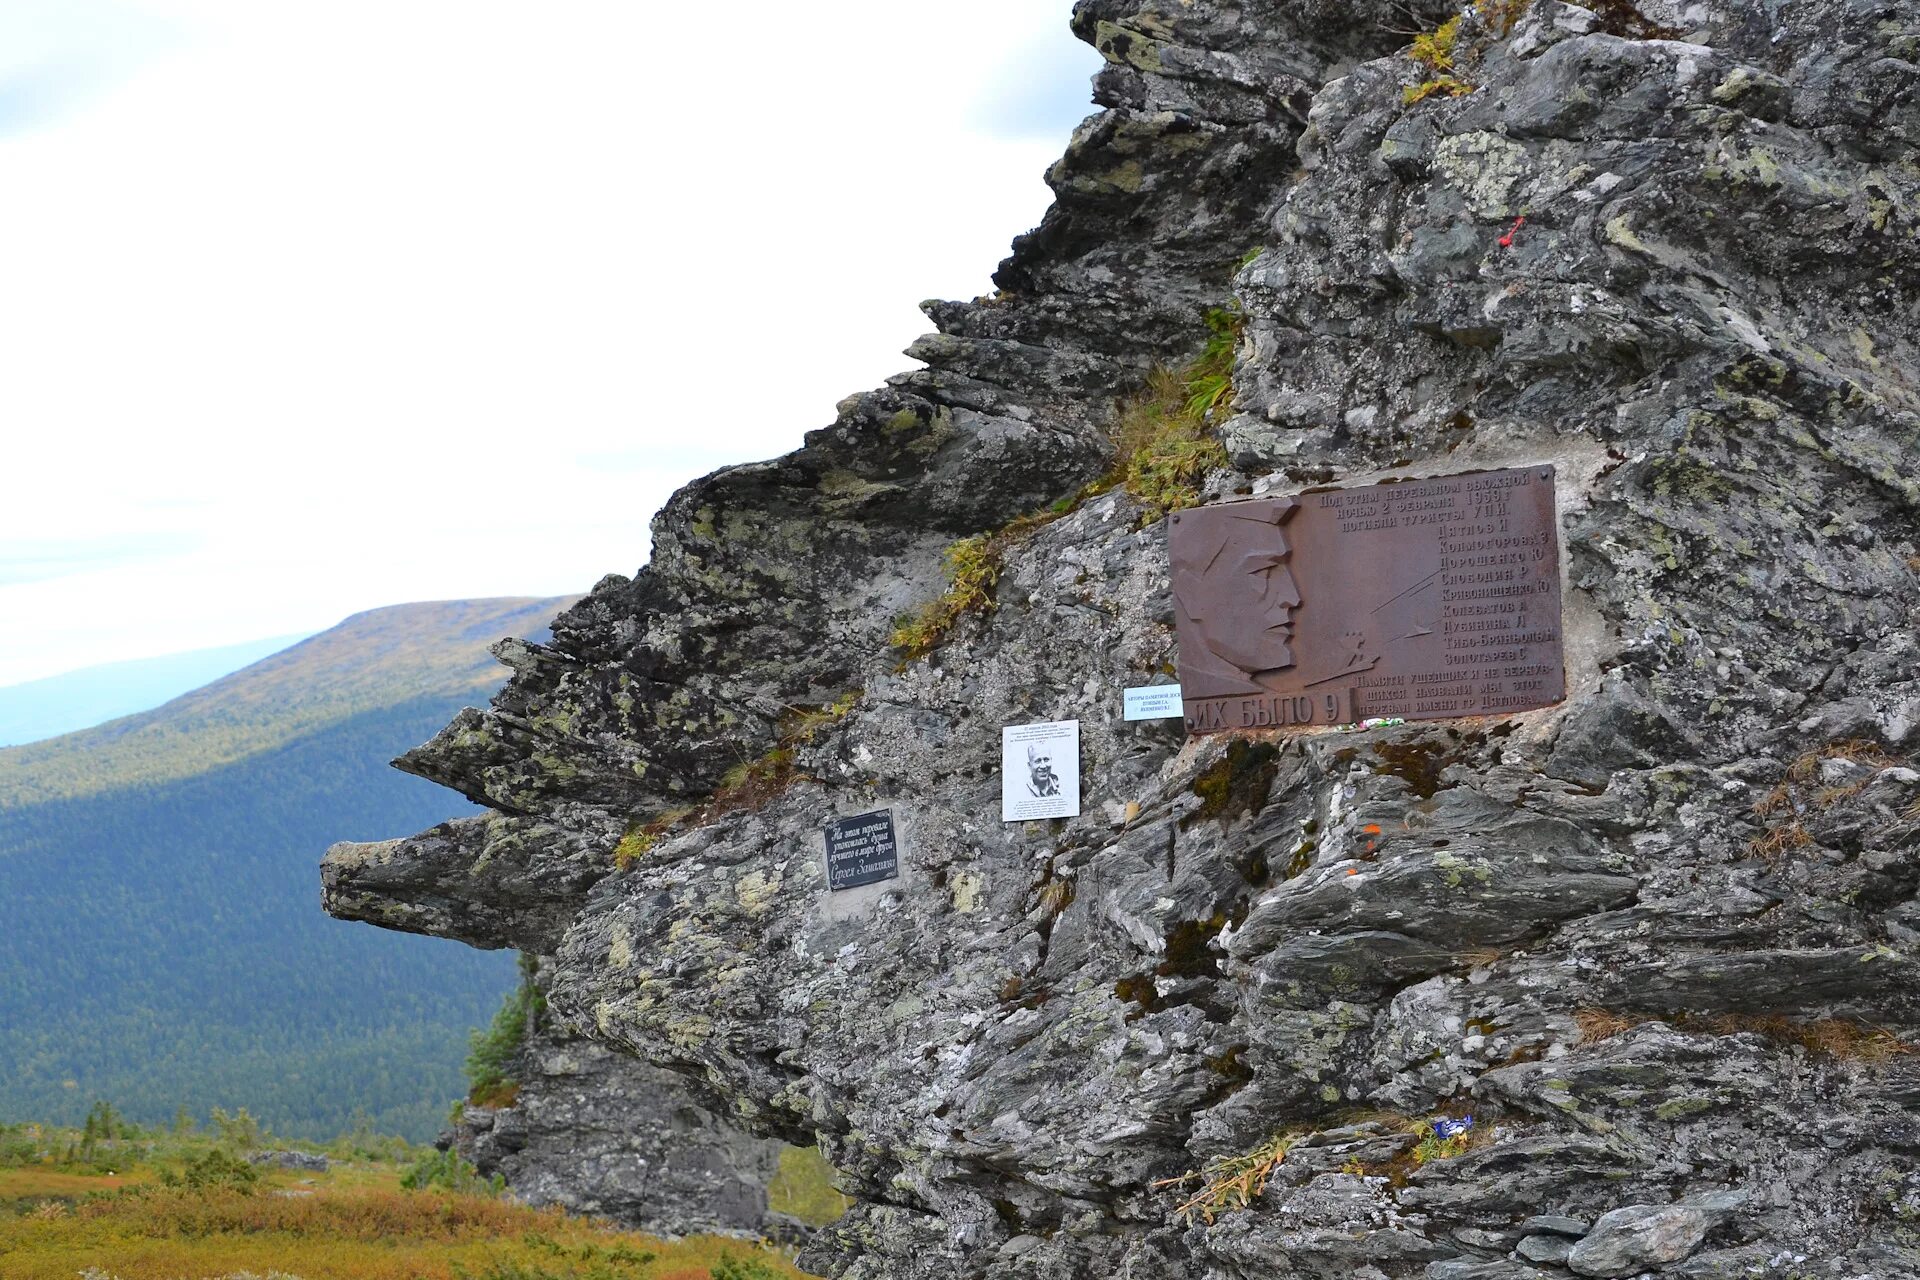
[823,810,900,891]
[1169,465,1565,734]
[1001,721,1080,822]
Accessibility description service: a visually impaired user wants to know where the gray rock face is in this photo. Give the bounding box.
[1564,1199,1733,1277]
[247,1150,328,1172]
[325,1,1920,1277]
[446,988,787,1238]
[1516,1234,1575,1265]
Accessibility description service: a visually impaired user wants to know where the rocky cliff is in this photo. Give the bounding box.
[439,957,791,1238]
[325,1,1920,1276]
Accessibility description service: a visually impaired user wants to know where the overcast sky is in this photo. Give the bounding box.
[0,1,1102,687]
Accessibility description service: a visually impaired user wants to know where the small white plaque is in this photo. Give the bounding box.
[1123,684,1184,721]
[1001,720,1080,822]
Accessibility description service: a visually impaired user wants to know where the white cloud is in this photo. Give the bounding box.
[0,0,1102,686]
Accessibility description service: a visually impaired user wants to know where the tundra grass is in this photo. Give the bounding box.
[0,1163,815,1280]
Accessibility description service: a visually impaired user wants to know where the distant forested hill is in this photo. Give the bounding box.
[0,634,311,748]
[0,597,576,1141]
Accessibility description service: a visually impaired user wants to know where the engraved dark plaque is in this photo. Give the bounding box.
[824,809,900,891]
[1169,465,1565,733]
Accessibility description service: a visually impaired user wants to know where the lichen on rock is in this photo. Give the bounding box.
[325,0,1920,1275]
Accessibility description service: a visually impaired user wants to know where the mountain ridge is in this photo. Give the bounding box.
[0,634,312,748]
[0,596,576,806]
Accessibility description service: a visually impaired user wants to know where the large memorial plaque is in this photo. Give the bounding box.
[1170,465,1565,733]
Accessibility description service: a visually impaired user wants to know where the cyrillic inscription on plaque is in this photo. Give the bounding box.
[824,810,900,891]
[1169,465,1565,732]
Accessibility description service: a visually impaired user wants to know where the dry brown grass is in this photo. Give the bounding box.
[1746,821,1814,860]
[71,1184,541,1240]
[1572,1007,1916,1062]
[1710,1014,1917,1063]
[1573,1008,1643,1043]
[1153,1133,1295,1224]
[1455,946,1507,972]
[1475,0,1534,34]
[1747,739,1904,858]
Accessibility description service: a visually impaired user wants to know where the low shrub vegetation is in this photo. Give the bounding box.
[1153,1131,1294,1224]
[400,1147,504,1195]
[465,955,543,1109]
[0,1114,817,1280]
[157,1148,260,1193]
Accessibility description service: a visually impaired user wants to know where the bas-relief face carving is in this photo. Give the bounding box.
[1172,498,1303,686]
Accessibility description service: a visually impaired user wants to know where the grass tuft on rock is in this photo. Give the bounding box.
[1574,1006,1917,1062]
[1153,1132,1294,1224]
[889,534,1009,658]
[613,696,861,865]
[1747,738,1905,859]
[891,307,1240,659]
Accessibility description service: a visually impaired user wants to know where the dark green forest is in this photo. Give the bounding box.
[0,693,517,1142]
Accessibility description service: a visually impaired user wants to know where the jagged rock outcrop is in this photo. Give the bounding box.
[443,963,789,1238]
[326,1,1920,1277]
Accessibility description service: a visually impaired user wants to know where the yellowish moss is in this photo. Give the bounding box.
[1404,75,1474,105]
[766,1145,852,1226]
[612,824,654,871]
[1410,16,1463,73]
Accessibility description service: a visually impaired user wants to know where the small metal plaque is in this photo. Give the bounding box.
[823,810,900,891]
[1170,465,1565,733]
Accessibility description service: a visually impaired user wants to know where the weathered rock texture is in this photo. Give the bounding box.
[326,0,1920,1276]
[443,963,787,1238]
